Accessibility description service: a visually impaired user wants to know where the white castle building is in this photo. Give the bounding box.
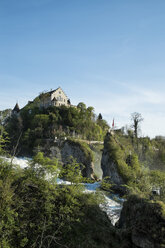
[39,87,71,108]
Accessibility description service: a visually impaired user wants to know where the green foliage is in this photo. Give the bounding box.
[0,126,9,155]
[149,170,165,186]
[5,101,109,155]
[59,156,84,184]
[5,115,23,155]
[129,154,141,177]
[0,154,122,248]
[0,109,11,119]
[103,132,163,198]
[125,135,165,171]
[77,102,87,111]
[105,133,134,183]
[30,152,59,180]
[101,176,113,191]
[32,114,50,129]
[0,159,17,247]
[103,131,165,201]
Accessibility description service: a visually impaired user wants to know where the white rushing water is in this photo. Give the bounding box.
[84,182,122,225]
[1,156,122,225]
[1,156,31,168]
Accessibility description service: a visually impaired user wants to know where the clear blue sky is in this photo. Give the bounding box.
[1,0,165,137]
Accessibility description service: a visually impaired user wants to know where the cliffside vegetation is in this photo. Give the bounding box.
[5,100,109,155]
[101,130,165,247]
[103,132,141,184]
[101,130,165,202]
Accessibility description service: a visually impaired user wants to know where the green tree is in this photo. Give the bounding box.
[59,156,84,185]
[29,152,59,181]
[77,102,86,112]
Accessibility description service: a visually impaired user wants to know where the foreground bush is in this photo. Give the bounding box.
[0,155,120,248]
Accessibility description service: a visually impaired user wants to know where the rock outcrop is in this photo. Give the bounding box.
[61,140,94,178]
[90,144,103,180]
[101,132,124,185]
[118,195,165,248]
[49,139,95,179]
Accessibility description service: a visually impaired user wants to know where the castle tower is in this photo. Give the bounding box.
[12,103,20,115]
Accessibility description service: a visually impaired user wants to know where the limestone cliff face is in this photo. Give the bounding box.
[101,153,124,184]
[61,140,94,178]
[90,144,103,180]
[101,132,124,185]
[118,195,165,248]
[49,139,95,179]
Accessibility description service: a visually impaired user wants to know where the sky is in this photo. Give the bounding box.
[0,0,165,138]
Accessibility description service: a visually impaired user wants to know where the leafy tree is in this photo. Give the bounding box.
[39,92,50,107]
[86,106,95,121]
[29,152,59,180]
[59,156,84,184]
[77,102,86,112]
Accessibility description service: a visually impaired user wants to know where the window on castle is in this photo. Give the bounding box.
[57,96,63,101]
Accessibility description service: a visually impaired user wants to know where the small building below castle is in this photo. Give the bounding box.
[39,87,71,108]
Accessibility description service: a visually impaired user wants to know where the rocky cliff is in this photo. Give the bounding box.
[49,139,96,179]
[90,144,103,179]
[101,132,124,185]
[101,131,141,191]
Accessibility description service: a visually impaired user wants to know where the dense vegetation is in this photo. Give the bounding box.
[0,152,124,248]
[101,130,165,202]
[5,99,109,155]
[0,109,11,121]
[113,128,165,172]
